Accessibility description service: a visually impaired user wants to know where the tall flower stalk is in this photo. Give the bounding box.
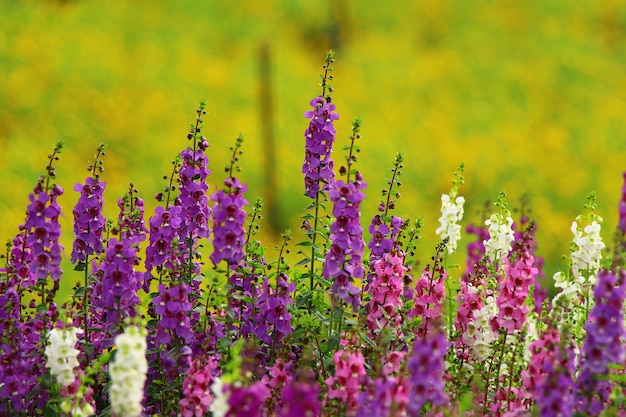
[71,143,107,355]
[302,50,338,295]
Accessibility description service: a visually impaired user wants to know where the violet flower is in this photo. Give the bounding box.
[323,177,367,309]
[178,146,211,240]
[302,96,338,198]
[210,177,248,266]
[98,237,143,336]
[407,327,449,414]
[25,180,64,283]
[277,368,321,417]
[575,268,626,416]
[252,274,295,346]
[225,381,268,417]
[71,176,106,264]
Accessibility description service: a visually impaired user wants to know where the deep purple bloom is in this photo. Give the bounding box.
[226,381,269,417]
[407,328,449,414]
[302,96,338,198]
[97,237,143,337]
[575,269,626,416]
[210,177,248,266]
[71,176,106,263]
[153,282,194,345]
[24,180,64,282]
[324,177,367,309]
[178,147,211,239]
[278,369,321,417]
[144,205,184,290]
[252,274,295,346]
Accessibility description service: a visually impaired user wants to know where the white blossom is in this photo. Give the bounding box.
[210,377,229,417]
[45,327,82,387]
[109,326,148,417]
[436,193,465,254]
[570,220,605,291]
[483,213,515,265]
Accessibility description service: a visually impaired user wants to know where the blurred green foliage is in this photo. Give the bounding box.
[2,0,626,284]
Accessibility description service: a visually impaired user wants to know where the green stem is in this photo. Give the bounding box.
[309,191,321,294]
[493,330,509,399]
[83,254,90,357]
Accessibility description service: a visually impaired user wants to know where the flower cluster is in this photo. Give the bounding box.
[366,252,407,337]
[210,177,248,266]
[278,369,321,417]
[552,216,606,329]
[25,180,64,283]
[153,282,193,345]
[326,347,366,416]
[523,326,575,416]
[569,219,605,294]
[71,176,106,264]
[302,95,339,198]
[366,215,403,287]
[324,178,367,309]
[436,193,465,254]
[178,145,211,240]
[494,244,538,333]
[57,371,96,417]
[117,190,148,241]
[410,248,447,338]
[575,269,626,415]
[144,205,183,289]
[356,352,408,416]
[97,237,143,335]
[454,276,484,358]
[44,326,82,387]
[483,212,515,266]
[252,274,295,346]
[225,381,268,417]
[407,328,449,414]
[109,326,148,417]
[462,295,497,360]
[179,356,219,417]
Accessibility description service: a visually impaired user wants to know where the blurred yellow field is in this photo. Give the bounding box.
[1,0,626,288]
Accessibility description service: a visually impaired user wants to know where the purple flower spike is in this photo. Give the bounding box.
[407,327,449,414]
[575,269,626,416]
[71,176,106,264]
[302,96,339,198]
[178,147,211,239]
[324,178,367,309]
[210,177,248,266]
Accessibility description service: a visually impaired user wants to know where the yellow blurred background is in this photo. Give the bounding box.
[2,0,626,289]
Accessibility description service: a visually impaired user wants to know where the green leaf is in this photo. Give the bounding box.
[83,342,94,359]
[326,333,340,352]
[294,257,312,267]
[73,261,87,271]
[296,291,312,308]
[311,309,329,325]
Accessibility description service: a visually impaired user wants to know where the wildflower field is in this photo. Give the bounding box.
[1,48,626,416]
[2,1,626,416]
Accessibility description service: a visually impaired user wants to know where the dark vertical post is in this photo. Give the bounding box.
[259,43,279,234]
